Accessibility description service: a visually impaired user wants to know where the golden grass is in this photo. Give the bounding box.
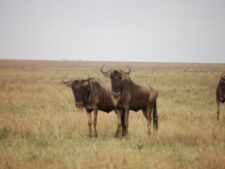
[0,59,225,169]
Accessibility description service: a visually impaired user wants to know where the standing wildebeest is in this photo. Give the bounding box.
[62,77,124,137]
[216,73,225,120]
[100,65,158,136]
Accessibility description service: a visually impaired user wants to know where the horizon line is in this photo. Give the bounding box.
[0,58,225,64]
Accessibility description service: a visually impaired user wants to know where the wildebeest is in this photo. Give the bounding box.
[62,77,124,138]
[216,73,225,120]
[100,65,158,136]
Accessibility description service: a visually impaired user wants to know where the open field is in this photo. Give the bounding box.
[0,59,225,169]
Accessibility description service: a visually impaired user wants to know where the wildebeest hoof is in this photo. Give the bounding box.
[122,131,128,137]
[118,135,123,139]
[114,131,120,138]
[137,144,144,150]
[114,132,123,139]
[93,133,98,137]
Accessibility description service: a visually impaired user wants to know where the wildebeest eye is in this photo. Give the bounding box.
[110,74,114,79]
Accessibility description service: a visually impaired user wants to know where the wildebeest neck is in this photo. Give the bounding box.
[89,80,115,112]
[122,77,140,91]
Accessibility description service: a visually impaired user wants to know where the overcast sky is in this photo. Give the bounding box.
[0,0,225,63]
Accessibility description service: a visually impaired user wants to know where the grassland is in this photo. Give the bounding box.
[0,59,225,169]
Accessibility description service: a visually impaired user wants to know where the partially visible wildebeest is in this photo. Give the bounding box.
[100,65,158,136]
[216,73,225,120]
[62,77,124,138]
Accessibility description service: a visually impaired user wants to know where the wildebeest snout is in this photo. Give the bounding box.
[75,102,83,108]
[112,91,121,98]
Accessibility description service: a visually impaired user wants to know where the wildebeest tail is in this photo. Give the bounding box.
[153,101,158,130]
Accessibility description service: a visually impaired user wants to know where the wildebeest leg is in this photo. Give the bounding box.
[217,99,220,121]
[93,108,98,137]
[142,108,148,134]
[121,107,129,136]
[143,106,152,135]
[123,108,129,136]
[87,112,92,137]
[147,106,153,135]
[114,110,122,138]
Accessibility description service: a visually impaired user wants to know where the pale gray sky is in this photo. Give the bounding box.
[0,0,225,63]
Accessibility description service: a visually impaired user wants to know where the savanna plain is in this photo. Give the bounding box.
[0,60,225,169]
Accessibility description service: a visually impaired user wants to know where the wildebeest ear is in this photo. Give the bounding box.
[62,76,73,88]
[63,81,73,87]
[102,72,111,78]
[221,73,225,80]
[81,80,89,87]
[88,78,96,83]
[121,73,130,79]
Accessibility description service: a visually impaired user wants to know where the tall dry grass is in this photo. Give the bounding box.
[0,60,225,169]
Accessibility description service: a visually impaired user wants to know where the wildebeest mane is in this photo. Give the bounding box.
[88,78,114,112]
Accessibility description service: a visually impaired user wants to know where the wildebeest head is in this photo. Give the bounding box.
[220,73,225,83]
[219,73,225,95]
[62,77,94,108]
[100,65,131,98]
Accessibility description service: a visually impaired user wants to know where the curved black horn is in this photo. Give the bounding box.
[126,65,131,74]
[100,64,106,73]
[86,72,91,79]
[100,64,111,78]
[120,65,131,75]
